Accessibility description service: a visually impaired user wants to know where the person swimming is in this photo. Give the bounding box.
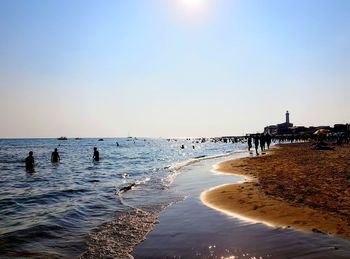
[51,148,60,163]
[93,147,100,161]
[25,151,35,171]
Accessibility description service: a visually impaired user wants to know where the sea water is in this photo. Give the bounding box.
[0,138,244,257]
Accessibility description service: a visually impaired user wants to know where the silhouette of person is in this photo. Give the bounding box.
[93,147,100,161]
[260,134,265,152]
[248,135,252,151]
[266,133,271,149]
[254,136,259,155]
[25,151,35,171]
[51,148,60,163]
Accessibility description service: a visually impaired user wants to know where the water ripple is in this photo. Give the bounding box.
[0,137,243,257]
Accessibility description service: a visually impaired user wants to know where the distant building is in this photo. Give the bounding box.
[276,111,293,134]
[264,125,278,135]
[263,113,350,136]
[334,124,349,133]
[290,126,309,134]
[264,111,293,135]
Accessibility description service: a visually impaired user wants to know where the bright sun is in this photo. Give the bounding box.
[180,0,203,9]
[175,0,209,19]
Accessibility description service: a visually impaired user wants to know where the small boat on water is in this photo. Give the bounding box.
[98,138,104,141]
[75,137,82,140]
[57,137,68,140]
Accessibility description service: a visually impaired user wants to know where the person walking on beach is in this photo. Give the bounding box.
[25,151,35,171]
[260,134,266,152]
[266,133,271,149]
[248,135,252,151]
[51,148,60,163]
[93,147,100,161]
[254,136,259,155]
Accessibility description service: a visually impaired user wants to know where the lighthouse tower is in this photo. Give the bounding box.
[286,111,290,124]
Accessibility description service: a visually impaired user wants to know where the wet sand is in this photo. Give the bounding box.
[202,143,350,239]
[133,151,350,258]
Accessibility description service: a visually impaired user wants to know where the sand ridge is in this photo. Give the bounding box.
[201,143,350,239]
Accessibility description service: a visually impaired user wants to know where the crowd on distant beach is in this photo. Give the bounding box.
[247,134,272,155]
[24,132,350,171]
[246,131,350,155]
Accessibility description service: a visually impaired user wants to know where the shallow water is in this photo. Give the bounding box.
[133,154,350,259]
[0,138,242,257]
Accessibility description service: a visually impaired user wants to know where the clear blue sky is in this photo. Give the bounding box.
[0,0,349,138]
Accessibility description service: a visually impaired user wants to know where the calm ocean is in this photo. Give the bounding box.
[0,138,244,257]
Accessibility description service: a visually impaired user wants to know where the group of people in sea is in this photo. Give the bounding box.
[25,147,100,171]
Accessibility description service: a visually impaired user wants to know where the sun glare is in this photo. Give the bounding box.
[180,0,203,9]
[176,0,209,18]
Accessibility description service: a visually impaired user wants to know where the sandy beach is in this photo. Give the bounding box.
[132,150,350,258]
[202,143,350,239]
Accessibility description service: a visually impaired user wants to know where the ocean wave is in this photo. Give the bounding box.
[11,188,89,206]
[79,209,157,259]
[116,177,151,195]
[161,152,234,188]
[0,138,243,257]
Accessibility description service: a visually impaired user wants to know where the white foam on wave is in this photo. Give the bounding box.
[135,177,151,185]
[161,151,236,188]
[80,208,157,259]
[117,148,246,195]
[116,176,152,196]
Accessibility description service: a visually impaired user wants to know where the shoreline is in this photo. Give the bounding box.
[201,143,350,239]
[132,147,350,258]
[78,148,248,258]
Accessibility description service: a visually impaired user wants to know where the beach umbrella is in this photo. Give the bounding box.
[313,129,331,135]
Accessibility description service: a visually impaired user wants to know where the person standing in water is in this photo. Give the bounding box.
[266,133,272,149]
[25,151,35,171]
[260,134,266,152]
[93,147,100,161]
[254,136,259,155]
[51,148,60,163]
[248,135,252,151]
